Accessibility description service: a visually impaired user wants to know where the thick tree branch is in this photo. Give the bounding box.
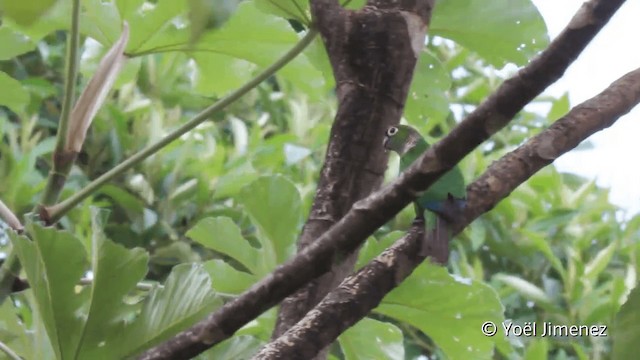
[253,66,640,359]
[309,0,343,32]
[274,0,437,354]
[458,70,640,224]
[138,0,624,358]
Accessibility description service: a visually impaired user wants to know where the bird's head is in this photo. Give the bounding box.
[383,124,420,155]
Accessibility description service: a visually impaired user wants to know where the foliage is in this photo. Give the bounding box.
[0,0,638,359]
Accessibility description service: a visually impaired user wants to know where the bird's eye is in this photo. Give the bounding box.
[386,127,398,136]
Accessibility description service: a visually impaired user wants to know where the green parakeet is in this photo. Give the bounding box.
[383,125,466,264]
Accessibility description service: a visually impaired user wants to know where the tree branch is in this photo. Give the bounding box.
[252,65,640,359]
[274,1,437,355]
[137,0,624,358]
[310,0,343,32]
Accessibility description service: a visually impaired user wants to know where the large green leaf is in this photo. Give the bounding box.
[192,54,256,97]
[2,292,57,360]
[80,0,123,45]
[0,0,60,26]
[238,175,301,264]
[125,0,189,53]
[2,0,70,41]
[0,298,36,359]
[0,26,36,60]
[10,223,88,360]
[188,0,241,43]
[431,0,548,66]
[192,1,325,98]
[613,284,640,360]
[119,263,223,357]
[202,259,257,294]
[356,231,402,270]
[0,71,30,113]
[189,176,302,293]
[198,335,263,360]
[254,0,310,25]
[493,273,554,308]
[404,50,451,126]
[339,318,404,360]
[376,263,506,360]
[73,208,148,359]
[116,0,146,19]
[188,217,261,274]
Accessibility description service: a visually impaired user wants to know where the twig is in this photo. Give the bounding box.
[0,340,21,360]
[44,29,318,224]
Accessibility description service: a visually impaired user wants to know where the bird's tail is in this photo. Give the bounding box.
[419,211,451,264]
[419,194,465,264]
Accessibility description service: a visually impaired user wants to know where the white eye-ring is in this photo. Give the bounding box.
[386,127,398,136]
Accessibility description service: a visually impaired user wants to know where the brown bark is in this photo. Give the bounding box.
[273,2,437,354]
[138,0,624,358]
[253,65,640,359]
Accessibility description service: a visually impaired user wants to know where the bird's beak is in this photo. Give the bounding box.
[382,136,390,150]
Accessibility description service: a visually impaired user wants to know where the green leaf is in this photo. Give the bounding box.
[613,285,640,360]
[80,0,123,46]
[1,0,69,41]
[547,93,570,120]
[339,318,404,360]
[0,0,60,26]
[199,335,262,359]
[188,0,240,43]
[239,175,301,264]
[524,339,548,360]
[0,71,30,113]
[193,52,255,96]
[126,0,190,53]
[0,299,35,359]
[120,263,223,357]
[74,208,148,359]
[519,229,566,281]
[0,26,36,60]
[431,0,549,66]
[10,223,88,360]
[212,162,259,200]
[584,240,618,281]
[203,259,257,294]
[356,231,403,270]
[193,1,325,98]
[405,51,451,126]
[8,292,57,359]
[303,36,334,90]
[188,217,261,274]
[116,0,146,20]
[493,273,554,308]
[254,0,310,25]
[376,263,506,360]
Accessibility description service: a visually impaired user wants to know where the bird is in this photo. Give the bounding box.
[383,124,466,264]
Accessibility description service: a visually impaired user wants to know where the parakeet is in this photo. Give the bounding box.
[383,125,466,264]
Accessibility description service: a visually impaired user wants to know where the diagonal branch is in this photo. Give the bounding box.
[252,66,640,359]
[137,0,624,358]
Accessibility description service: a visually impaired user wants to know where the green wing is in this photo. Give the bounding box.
[399,139,466,203]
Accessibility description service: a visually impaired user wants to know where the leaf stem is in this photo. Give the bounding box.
[40,0,82,206]
[0,0,82,305]
[0,340,21,360]
[46,29,318,223]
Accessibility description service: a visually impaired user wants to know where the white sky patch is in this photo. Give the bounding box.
[532,0,640,215]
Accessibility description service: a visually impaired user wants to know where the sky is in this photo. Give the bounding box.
[531,0,640,215]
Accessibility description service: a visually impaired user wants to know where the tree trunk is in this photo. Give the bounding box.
[273,1,437,357]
